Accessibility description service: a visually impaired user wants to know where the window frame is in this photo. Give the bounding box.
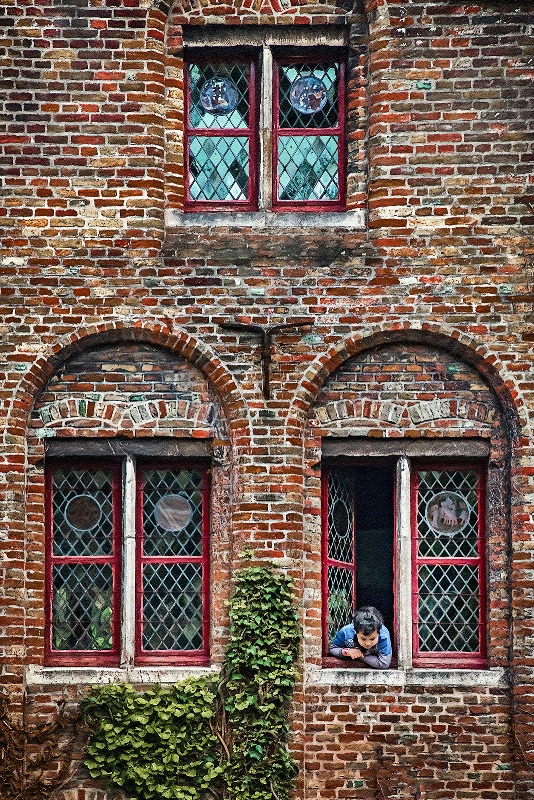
[183,44,346,213]
[134,460,211,666]
[44,458,123,667]
[184,49,260,212]
[322,456,488,670]
[44,455,211,668]
[321,465,357,657]
[411,461,487,669]
[272,52,346,212]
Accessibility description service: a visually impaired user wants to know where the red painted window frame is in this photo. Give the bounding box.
[184,50,260,212]
[134,461,211,666]
[321,465,357,656]
[272,54,346,212]
[410,462,487,669]
[322,462,398,661]
[44,459,122,667]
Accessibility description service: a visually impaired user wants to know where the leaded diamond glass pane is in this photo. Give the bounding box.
[52,563,113,650]
[189,62,250,130]
[417,470,479,558]
[277,135,338,201]
[278,64,339,129]
[142,563,203,651]
[143,469,203,557]
[52,467,113,556]
[327,566,353,640]
[327,472,354,564]
[417,564,480,652]
[189,136,249,201]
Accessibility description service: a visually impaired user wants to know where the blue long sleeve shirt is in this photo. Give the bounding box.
[329,623,392,669]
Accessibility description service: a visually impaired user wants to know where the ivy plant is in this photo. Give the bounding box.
[220,566,300,800]
[83,679,223,800]
[82,565,301,800]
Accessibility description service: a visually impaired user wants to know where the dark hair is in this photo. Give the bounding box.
[353,606,384,635]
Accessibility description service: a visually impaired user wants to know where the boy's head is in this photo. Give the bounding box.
[353,606,384,650]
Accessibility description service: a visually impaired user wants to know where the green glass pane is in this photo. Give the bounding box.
[189,136,249,201]
[277,135,338,201]
[417,564,480,652]
[327,566,353,640]
[52,563,113,651]
[142,563,203,651]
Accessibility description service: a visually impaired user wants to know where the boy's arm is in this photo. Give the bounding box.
[328,630,349,659]
[360,650,392,669]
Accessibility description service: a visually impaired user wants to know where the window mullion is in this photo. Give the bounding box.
[259,44,273,209]
[121,454,136,667]
[396,455,412,669]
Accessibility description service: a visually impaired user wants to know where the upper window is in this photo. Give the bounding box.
[185,49,345,211]
[323,460,487,669]
[45,458,210,666]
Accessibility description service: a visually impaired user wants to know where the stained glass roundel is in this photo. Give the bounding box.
[65,494,102,531]
[289,76,328,114]
[425,491,471,536]
[154,494,193,532]
[200,77,238,115]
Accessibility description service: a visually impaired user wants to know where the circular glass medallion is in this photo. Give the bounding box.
[154,494,193,532]
[200,77,238,114]
[289,75,328,114]
[65,494,102,531]
[425,491,471,536]
[332,499,351,538]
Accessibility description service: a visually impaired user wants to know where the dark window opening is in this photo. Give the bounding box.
[323,464,394,655]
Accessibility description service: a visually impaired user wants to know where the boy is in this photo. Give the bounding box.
[329,606,392,669]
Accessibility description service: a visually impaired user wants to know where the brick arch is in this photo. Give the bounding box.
[4,321,251,450]
[288,323,524,443]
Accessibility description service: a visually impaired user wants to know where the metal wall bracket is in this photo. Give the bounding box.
[220,319,314,399]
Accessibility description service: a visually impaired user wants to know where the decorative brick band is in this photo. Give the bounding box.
[312,398,495,428]
[36,396,216,437]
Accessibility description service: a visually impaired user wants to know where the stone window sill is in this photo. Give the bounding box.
[165,209,365,231]
[27,664,507,689]
[308,666,507,688]
[26,664,220,686]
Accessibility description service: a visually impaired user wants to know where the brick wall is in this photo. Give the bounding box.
[0,0,533,797]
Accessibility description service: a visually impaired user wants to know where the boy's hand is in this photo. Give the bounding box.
[342,648,364,660]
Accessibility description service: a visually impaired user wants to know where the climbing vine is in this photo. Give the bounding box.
[82,565,301,800]
[0,693,84,800]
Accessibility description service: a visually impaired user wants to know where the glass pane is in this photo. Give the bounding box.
[52,563,113,650]
[189,62,250,130]
[143,469,203,557]
[277,135,338,201]
[417,470,479,558]
[278,64,339,129]
[189,136,249,201]
[417,564,480,652]
[52,467,113,556]
[142,563,203,651]
[327,566,353,640]
[327,472,353,564]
